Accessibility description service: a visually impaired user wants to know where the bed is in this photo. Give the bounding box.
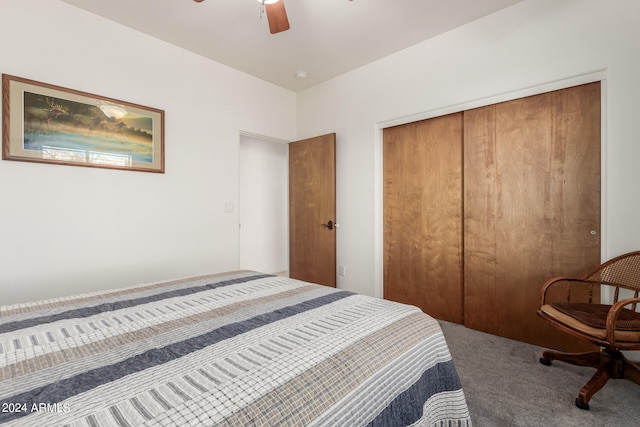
[0,271,471,426]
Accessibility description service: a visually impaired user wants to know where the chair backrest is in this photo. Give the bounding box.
[583,251,640,302]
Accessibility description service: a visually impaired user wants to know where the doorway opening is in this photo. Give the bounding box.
[238,133,289,276]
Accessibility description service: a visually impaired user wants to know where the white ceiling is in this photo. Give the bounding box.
[60,0,521,92]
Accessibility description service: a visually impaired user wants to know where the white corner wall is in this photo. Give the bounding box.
[297,0,640,298]
[0,0,296,304]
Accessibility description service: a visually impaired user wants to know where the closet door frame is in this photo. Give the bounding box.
[373,71,608,302]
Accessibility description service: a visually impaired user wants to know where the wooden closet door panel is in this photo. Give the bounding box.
[464,82,601,350]
[383,113,463,323]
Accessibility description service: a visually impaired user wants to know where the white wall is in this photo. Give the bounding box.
[0,0,296,305]
[297,0,640,298]
[239,135,288,274]
[3,0,639,306]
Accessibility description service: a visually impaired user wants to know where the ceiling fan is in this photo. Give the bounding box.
[193,0,290,35]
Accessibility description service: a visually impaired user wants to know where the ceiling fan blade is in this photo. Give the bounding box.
[265,1,290,34]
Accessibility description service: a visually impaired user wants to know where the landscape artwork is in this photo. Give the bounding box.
[2,74,164,173]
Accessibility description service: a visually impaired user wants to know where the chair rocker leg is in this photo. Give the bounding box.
[539,350,602,369]
[576,355,613,410]
[539,349,614,410]
[622,358,640,386]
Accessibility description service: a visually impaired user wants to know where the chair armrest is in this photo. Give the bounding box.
[540,277,600,305]
[606,297,640,345]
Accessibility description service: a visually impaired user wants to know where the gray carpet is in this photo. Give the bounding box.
[438,321,640,427]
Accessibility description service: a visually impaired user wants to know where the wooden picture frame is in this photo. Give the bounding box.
[2,74,164,173]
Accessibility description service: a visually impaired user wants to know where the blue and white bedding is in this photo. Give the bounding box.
[0,271,471,426]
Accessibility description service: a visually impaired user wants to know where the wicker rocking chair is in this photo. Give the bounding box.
[537,251,640,409]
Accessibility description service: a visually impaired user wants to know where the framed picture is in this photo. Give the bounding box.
[2,74,164,173]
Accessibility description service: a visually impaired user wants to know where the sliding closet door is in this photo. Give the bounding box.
[383,113,464,323]
[464,82,601,350]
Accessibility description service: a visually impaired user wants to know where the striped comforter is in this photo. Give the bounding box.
[0,272,471,426]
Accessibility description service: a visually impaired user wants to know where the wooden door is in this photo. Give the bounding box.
[289,133,336,287]
[463,82,601,351]
[383,113,464,323]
